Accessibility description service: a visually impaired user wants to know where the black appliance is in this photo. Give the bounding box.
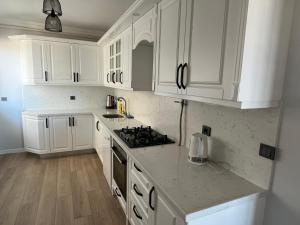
[112,139,127,201]
[114,126,175,148]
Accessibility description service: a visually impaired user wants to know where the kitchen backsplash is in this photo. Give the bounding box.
[114,89,280,189]
[22,86,109,110]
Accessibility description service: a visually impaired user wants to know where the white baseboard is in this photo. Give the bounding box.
[0,148,25,155]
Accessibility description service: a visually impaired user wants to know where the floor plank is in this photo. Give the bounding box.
[0,153,126,225]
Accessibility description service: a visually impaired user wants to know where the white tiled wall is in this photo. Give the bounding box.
[22,86,109,110]
[114,89,280,189]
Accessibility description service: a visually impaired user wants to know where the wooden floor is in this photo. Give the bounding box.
[0,152,126,225]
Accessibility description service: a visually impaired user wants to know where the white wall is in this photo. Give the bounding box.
[264,1,300,224]
[114,89,280,189]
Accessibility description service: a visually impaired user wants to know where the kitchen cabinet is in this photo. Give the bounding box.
[155,0,293,109]
[22,113,93,154]
[72,115,94,151]
[103,24,153,91]
[49,116,73,152]
[15,35,101,86]
[94,119,102,160]
[133,7,156,50]
[22,115,50,154]
[101,126,111,188]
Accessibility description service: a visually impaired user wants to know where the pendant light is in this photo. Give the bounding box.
[43,0,62,16]
[45,9,62,32]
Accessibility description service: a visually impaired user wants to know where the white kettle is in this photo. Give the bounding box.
[188,133,208,165]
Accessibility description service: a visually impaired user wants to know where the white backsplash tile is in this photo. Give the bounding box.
[22,86,108,110]
[114,89,280,189]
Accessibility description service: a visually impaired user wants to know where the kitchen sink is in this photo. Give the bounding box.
[102,114,124,119]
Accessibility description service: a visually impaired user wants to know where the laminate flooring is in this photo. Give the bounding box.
[0,152,126,225]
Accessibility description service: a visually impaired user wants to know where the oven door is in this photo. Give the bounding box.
[112,140,127,201]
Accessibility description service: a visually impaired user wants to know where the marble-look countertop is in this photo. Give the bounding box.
[23,109,266,221]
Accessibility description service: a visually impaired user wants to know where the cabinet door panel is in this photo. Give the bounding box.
[121,27,133,89]
[77,45,99,84]
[155,0,182,94]
[21,40,47,83]
[72,115,93,151]
[23,116,50,152]
[155,195,177,225]
[50,116,73,152]
[185,0,228,99]
[101,128,111,188]
[49,42,75,84]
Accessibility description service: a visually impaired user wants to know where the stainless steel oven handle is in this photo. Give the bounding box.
[113,151,124,164]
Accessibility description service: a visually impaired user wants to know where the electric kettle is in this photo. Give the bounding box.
[188,133,208,165]
[106,95,115,109]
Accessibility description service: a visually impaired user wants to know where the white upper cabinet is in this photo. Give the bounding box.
[155,0,294,109]
[48,42,75,85]
[155,0,184,95]
[16,35,101,86]
[76,44,99,84]
[20,40,48,84]
[133,7,156,49]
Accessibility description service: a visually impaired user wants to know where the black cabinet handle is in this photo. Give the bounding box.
[72,117,75,127]
[149,186,155,210]
[112,72,116,84]
[107,73,110,83]
[45,118,49,128]
[176,64,182,89]
[181,63,188,89]
[69,117,72,127]
[133,205,142,220]
[77,73,79,82]
[45,71,48,82]
[115,187,121,197]
[120,72,123,84]
[73,73,76,82]
[133,184,143,197]
[134,163,142,173]
[96,121,99,131]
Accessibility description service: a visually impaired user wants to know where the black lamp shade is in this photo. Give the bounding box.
[43,0,62,16]
[45,9,62,32]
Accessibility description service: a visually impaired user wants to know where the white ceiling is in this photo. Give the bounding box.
[0,0,135,35]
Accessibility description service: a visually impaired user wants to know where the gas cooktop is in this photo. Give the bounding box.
[114,126,175,148]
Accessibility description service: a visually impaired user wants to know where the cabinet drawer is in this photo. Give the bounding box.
[130,192,147,225]
[131,170,150,212]
[131,161,150,189]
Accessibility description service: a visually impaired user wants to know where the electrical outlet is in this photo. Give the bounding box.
[1,97,7,102]
[70,96,76,100]
[202,125,211,136]
[259,143,276,160]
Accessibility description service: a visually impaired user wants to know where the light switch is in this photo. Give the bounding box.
[1,97,7,102]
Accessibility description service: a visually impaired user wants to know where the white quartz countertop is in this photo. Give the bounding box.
[23,108,266,221]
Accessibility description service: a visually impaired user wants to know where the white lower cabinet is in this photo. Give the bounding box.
[22,114,93,154]
[22,115,50,154]
[49,116,73,152]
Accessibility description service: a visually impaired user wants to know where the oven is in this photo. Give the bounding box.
[112,139,127,206]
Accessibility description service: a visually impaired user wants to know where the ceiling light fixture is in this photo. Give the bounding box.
[45,8,62,32]
[43,0,62,16]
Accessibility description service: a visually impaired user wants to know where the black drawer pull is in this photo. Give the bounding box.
[45,118,49,128]
[134,163,142,173]
[107,73,110,83]
[133,205,142,220]
[115,187,121,197]
[69,117,72,127]
[176,64,182,89]
[149,186,155,210]
[133,184,143,197]
[181,63,188,89]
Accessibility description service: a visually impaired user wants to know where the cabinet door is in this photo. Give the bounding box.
[94,119,102,160]
[101,128,111,188]
[48,42,75,84]
[76,45,99,84]
[121,26,133,89]
[184,0,230,99]
[155,194,185,225]
[155,0,185,95]
[49,116,73,152]
[72,115,93,151]
[103,44,111,86]
[22,116,50,153]
[20,40,48,84]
